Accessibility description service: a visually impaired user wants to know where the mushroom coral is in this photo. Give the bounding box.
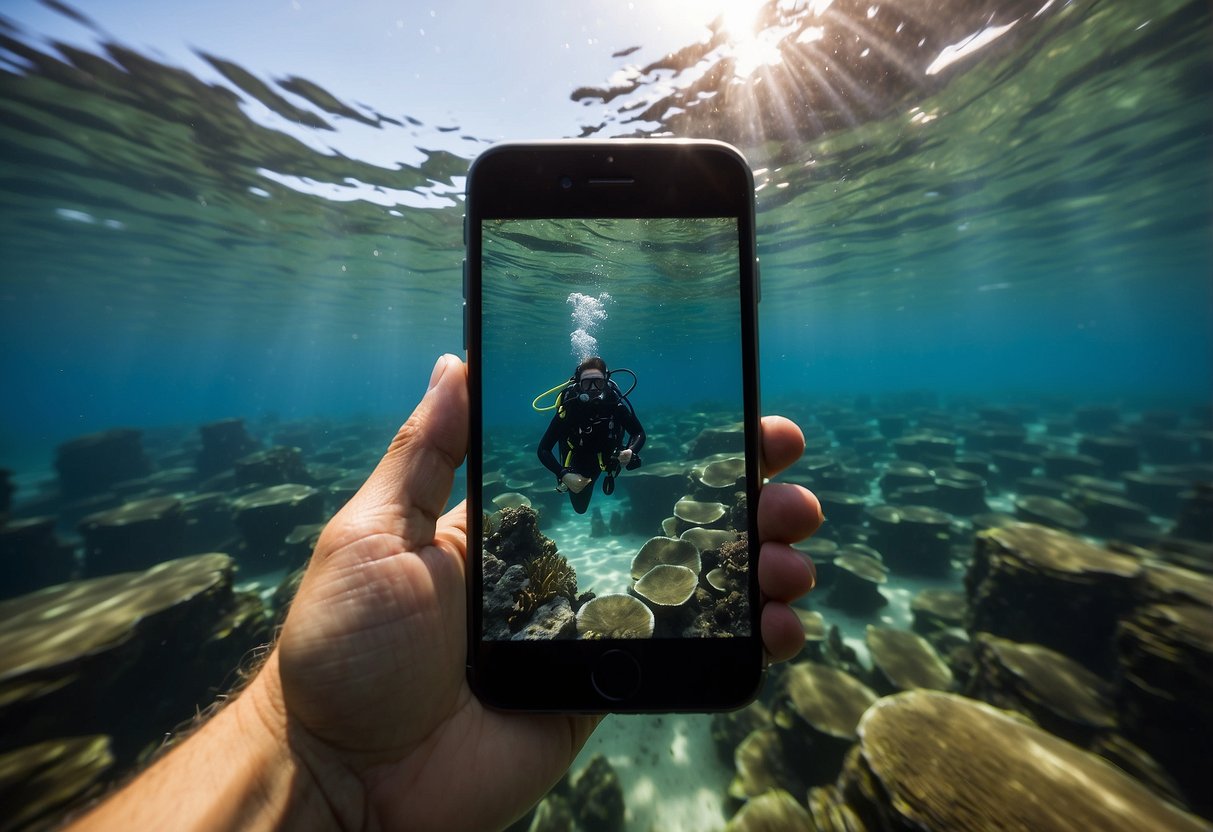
[631,536,701,581]
[634,564,698,606]
[576,594,655,639]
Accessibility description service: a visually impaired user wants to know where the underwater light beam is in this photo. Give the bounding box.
[825,9,924,89]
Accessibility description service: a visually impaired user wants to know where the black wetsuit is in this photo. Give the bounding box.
[537,388,646,514]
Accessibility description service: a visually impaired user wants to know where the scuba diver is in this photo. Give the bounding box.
[536,356,646,515]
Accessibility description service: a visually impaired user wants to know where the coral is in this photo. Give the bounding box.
[683,533,753,637]
[508,552,578,630]
[571,753,625,832]
[686,587,749,637]
[718,533,750,580]
[485,506,556,566]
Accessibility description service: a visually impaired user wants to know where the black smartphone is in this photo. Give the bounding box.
[464,140,762,712]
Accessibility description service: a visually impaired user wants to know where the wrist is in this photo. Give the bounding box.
[70,652,369,832]
[238,651,372,832]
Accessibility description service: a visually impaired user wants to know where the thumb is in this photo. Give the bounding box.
[345,354,468,549]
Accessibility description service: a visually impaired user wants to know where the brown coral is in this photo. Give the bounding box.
[508,552,578,629]
[485,506,557,566]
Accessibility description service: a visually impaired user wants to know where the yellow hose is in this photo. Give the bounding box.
[532,381,568,412]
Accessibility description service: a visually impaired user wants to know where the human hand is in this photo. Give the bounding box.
[561,471,592,493]
[238,354,822,831]
[617,447,633,467]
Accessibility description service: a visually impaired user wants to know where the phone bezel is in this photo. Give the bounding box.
[465,140,763,712]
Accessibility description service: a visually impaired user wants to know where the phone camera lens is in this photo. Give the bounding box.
[559,175,573,190]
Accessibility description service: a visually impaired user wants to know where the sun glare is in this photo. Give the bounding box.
[719,0,765,38]
[718,0,785,77]
[730,27,785,77]
[648,0,783,77]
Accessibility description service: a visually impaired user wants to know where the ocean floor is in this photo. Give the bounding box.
[577,711,734,832]
[544,504,649,598]
[6,393,1210,829]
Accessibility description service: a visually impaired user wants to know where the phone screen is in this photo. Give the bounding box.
[480,216,750,639]
[466,141,762,711]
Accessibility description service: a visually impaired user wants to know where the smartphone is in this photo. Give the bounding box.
[464,140,762,711]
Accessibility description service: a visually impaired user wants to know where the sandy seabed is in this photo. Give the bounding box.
[544,509,648,598]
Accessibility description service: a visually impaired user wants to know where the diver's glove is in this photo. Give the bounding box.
[559,468,592,494]
[557,467,574,492]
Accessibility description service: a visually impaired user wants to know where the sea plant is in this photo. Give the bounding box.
[508,552,578,629]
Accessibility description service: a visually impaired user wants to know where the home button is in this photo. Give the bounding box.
[591,649,642,701]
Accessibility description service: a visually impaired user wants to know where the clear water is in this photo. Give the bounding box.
[1,0,1210,828]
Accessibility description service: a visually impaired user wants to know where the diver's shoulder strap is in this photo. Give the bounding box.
[555,381,578,419]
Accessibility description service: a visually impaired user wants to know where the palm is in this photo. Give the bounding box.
[277,500,596,831]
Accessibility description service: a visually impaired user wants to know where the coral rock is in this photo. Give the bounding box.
[576,594,654,640]
[231,483,325,566]
[570,753,625,832]
[0,735,114,831]
[512,596,575,640]
[839,691,1207,831]
[233,446,311,488]
[725,789,812,831]
[967,633,1114,747]
[196,419,258,478]
[0,554,268,766]
[965,523,1141,674]
[0,516,75,599]
[866,625,954,693]
[79,496,186,577]
[1117,602,1213,817]
[55,429,151,500]
[485,506,556,567]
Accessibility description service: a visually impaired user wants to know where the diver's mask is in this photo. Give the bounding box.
[576,373,607,402]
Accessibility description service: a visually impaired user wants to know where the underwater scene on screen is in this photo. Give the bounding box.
[479,218,754,641]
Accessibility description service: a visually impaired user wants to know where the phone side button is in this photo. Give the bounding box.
[462,302,467,351]
[590,649,642,702]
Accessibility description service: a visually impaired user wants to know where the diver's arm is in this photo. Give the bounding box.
[537,417,565,477]
[620,407,646,455]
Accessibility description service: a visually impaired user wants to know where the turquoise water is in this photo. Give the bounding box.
[1,0,1210,828]
[0,0,1206,471]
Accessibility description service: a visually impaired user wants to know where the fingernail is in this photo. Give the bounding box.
[427,354,450,392]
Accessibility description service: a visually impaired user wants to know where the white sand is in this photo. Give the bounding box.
[573,711,735,832]
[543,502,652,597]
